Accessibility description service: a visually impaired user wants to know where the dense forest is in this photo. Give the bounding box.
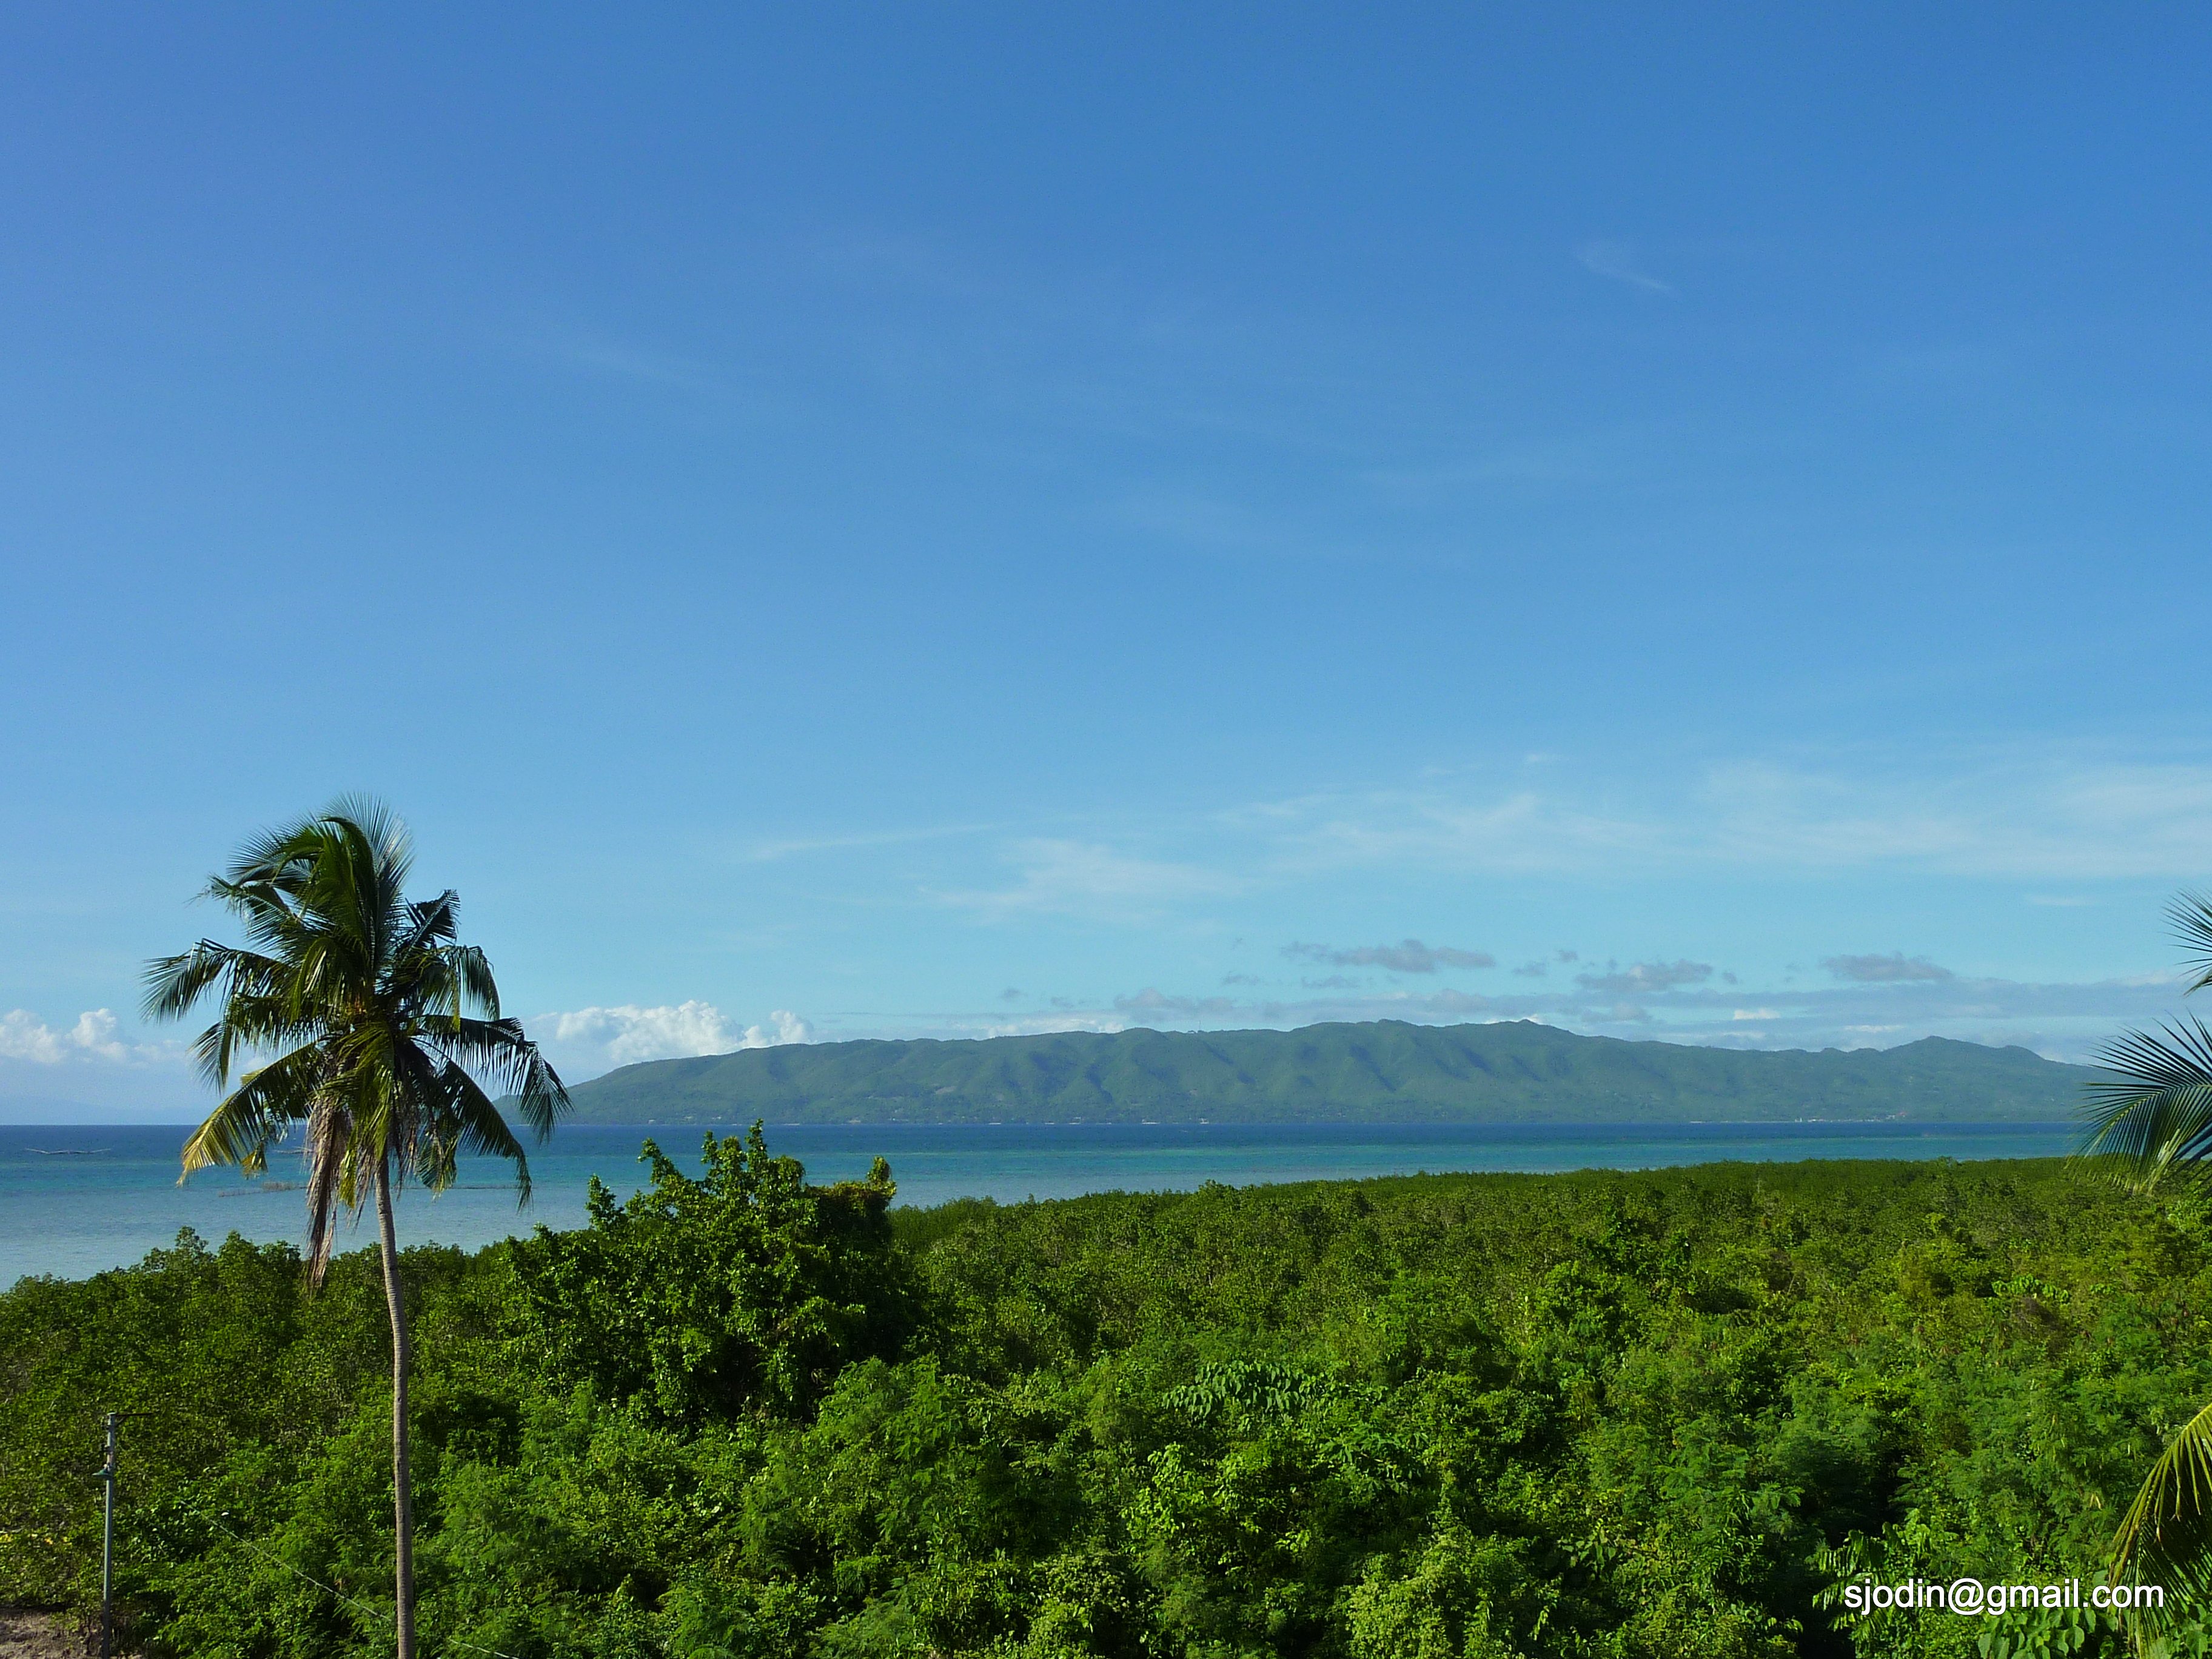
[563,1022,2094,1126]
[4,1131,2208,1657]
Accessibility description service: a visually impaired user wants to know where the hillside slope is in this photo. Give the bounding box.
[561,1019,2096,1124]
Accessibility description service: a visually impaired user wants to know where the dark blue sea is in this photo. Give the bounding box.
[1,1119,2077,1287]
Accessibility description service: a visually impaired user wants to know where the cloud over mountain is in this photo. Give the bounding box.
[1823,953,1954,983]
[1574,960,1715,994]
[1283,939,1495,974]
[542,1001,814,1070]
[1116,988,1238,1017]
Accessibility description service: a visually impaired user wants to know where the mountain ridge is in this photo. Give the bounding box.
[560,1018,2099,1125]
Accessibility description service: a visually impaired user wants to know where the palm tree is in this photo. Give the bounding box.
[144,800,568,1659]
[2080,893,2212,1616]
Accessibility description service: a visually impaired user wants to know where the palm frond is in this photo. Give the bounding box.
[188,985,312,1088]
[190,1018,244,1091]
[388,1038,460,1190]
[424,1016,568,1139]
[2174,891,2212,996]
[141,940,247,1022]
[363,1056,412,1186]
[432,1062,533,1202]
[179,1043,322,1179]
[389,939,501,1037]
[220,817,320,890]
[301,820,385,993]
[448,943,501,1021]
[320,797,411,974]
[390,937,462,1028]
[412,890,457,939]
[2113,1396,2212,1619]
[2078,1017,2212,1193]
[324,793,409,883]
[203,873,329,1019]
[386,895,462,1014]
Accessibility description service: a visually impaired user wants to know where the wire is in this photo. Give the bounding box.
[93,1411,529,1659]
[196,1513,526,1659]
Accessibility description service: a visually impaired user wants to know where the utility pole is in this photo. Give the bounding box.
[98,1410,118,1659]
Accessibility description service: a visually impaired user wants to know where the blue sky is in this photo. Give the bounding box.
[5,7,2211,1117]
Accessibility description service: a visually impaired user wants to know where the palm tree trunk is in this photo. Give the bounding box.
[373,1158,417,1659]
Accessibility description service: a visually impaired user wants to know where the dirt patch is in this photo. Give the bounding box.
[0,1612,86,1659]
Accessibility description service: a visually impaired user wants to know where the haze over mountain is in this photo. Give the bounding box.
[562,1019,2096,1127]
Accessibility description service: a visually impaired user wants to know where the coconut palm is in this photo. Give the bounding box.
[2080,893,2212,1614]
[144,800,567,1659]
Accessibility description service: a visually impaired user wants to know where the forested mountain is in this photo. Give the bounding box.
[565,1018,2095,1124]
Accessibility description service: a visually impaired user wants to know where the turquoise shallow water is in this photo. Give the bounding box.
[1,1119,2077,1286]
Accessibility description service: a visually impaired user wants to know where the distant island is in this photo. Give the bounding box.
[561,1018,2097,1125]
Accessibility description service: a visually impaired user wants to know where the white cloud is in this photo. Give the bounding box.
[1284,939,1495,974]
[0,1008,168,1066]
[979,1014,1129,1039]
[1115,988,1239,1018]
[1576,960,1715,994]
[740,1010,815,1049]
[546,1000,737,1065]
[1238,751,2212,885]
[1576,240,1675,294]
[1248,785,1665,877]
[1699,757,2212,879]
[1823,953,1953,984]
[541,1001,814,1070]
[533,330,717,390]
[936,839,1242,919]
[875,959,2202,1065]
[761,749,2211,940]
[740,823,989,863]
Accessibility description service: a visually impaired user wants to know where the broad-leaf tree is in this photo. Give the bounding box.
[144,800,566,1659]
[2080,893,2212,1617]
[511,1124,911,1421]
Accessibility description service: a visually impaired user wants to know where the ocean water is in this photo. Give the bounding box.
[1,1119,2079,1287]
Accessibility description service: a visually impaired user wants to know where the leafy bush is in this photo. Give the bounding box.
[5,1141,2208,1656]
